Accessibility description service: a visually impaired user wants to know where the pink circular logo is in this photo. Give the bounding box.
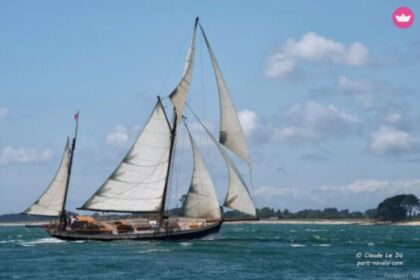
[393,7,415,29]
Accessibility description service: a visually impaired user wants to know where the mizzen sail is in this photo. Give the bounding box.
[169,18,199,124]
[24,139,71,216]
[80,100,172,212]
[200,26,251,166]
[183,122,221,221]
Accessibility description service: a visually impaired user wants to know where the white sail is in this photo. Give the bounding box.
[191,111,256,217]
[169,18,198,124]
[80,100,172,212]
[183,124,221,221]
[218,144,256,216]
[200,26,251,166]
[24,140,71,216]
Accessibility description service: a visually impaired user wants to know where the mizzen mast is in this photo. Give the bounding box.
[59,111,79,230]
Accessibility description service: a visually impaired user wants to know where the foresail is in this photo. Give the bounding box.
[80,100,172,212]
[183,123,221,221]
[24,140,71,216]
[191,111,256,217]
[218,144,256,216]
[200,26,251,166]
[169,18,199,124]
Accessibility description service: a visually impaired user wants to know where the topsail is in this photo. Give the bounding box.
[169,18,199,124]
[200,26,251,167]
[24,139,71,216]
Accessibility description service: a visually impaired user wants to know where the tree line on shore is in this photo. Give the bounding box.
[224,194,420,222]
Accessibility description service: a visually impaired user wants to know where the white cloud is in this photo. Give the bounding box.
[0,146,54,165]
[370,126,419,156]
[265,32,371,78]
[0,107,9,119]
[254,186,297,197]
[106,126,129,147]
[337,76,397,107]
[385,113,402,125]
[238,110,258,136]
[242,101,360,144]
[275,100,360,141]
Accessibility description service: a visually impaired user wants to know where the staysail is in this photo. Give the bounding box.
[200,26,251,166]
[216,142,256,216]
[169,17,199,124]
[183,122,222,221]
[24,139,71,216]
[187,105,257,217]
[80,100,172,212]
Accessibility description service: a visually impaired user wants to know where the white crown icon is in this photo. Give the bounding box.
[395,14,411,23]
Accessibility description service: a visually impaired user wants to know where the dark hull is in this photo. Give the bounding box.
[46,221,222,241]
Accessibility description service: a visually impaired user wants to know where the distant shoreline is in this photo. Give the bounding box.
[1,219,420,227]
[224,219,420,226]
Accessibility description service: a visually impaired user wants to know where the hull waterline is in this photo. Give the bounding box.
[46,221,222,241]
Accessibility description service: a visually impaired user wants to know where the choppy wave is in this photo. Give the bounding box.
[1,224,420,279]
[0,240,19,244]
[313,244,331,247]
[313,235,327,240]
[290,243,306,247]
[18,238,66,247]
[138,249,171,254]
[305,229,328,232]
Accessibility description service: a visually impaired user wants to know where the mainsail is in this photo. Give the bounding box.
[169,17,199,125]
[24,139,71,216]
[187,104,257,217]
[200,26,251,166]
[80,100,172,212]
[183,122,221,221]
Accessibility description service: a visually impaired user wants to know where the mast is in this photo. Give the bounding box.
[159,17,198,222]
[159,97,177,223]
[59,111,79,230]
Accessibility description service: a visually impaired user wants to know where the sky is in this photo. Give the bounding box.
[1,0,420,214]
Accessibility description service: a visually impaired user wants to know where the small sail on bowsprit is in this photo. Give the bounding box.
[23,139,71,217]
[200,25,251,167]
[80,100,172,213]
[169,17,199,125]
[183,122,222,221]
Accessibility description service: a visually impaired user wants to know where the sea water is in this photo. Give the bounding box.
[1,224,420,279]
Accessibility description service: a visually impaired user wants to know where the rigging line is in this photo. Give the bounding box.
[199,30,213,178]
[173,124,183,209]
[164,123,178,215]
[198,28,207,163]
[175,122,188,209]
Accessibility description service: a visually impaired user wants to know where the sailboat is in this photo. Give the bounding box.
[23,17,257,241]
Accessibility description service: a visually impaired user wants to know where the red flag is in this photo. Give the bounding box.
[74,112,79,121]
